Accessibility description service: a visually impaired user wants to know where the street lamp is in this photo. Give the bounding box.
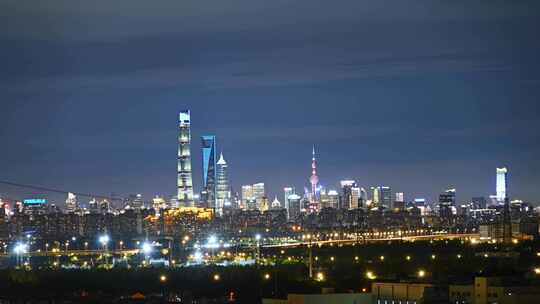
[418,270,426,278]
[366,271,377,280]
[99,234,110,265]
[13,242,28,267]
[99,235,110,247]
[255,234,262,264]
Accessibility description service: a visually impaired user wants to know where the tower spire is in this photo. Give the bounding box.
[309,145,319,211]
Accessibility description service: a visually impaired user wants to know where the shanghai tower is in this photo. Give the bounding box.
[177,110,194,207]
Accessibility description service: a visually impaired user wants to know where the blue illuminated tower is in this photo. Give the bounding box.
[201,135,217,209]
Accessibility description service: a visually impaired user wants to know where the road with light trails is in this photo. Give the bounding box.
[261,233,480,248]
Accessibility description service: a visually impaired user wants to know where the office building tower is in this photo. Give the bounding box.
[496,167,508,204]
[327,190,340,209]
[439,188,456,220]
[65,192,78,214]
[340,180,356,209]
[215,152,231,216]
[153,196,167,213]
[201,135,217,209]
[131,194,144,210]
[284,187,295,218]
[392,192,405,210]
[395,192,404,204]
[370,186,381,207]
[381,186,392,207]
[370,186,392,208]
[252,183,266,210]
[260,196,269,212]
[177,110,194,207]
[241,185,254,209]
[288,194,302,221]
[350,186,361,209]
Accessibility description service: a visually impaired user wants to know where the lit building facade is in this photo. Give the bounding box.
[65,192,78,214]
[177,110,194,206]
[496,167,508,204]
[201,135,217,209]
[340,180,356,209]
[253,183,266,210]
[215,152,231,216]
[283,187,295,218]
[287,194,302,220]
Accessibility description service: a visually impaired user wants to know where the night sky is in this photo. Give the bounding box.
[1,1,540,206]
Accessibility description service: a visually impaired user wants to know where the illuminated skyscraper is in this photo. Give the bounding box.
[496,167,508,203]
[241,185,253,209]
[439,188,456,221]
[201,135,217,209]
[252,183,266,210]
[215,152,231,216]
[65,192,78,214]
[370,186,380,207]
[288,194,302,220]
[381,186,392,207]
[340,180,356,209]
[370,186,392,208]
[178,110,194,206]
[284,187,295,218]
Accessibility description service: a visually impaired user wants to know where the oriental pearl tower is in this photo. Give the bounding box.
[309,146,320,211]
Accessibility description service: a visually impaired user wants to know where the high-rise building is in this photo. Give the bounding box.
[395,192,404,204]
[381,186,392,207]
[241,185,254,209]
[288,194,302,221]
[215,152,231,216]
[260,196,270,212]
[327,190,340,209]
[439,188,456,220]
[177,110,194,207]
[131,194,144,210]
[370,186,392,208]
[152,196,167,213]
[340,180,356,209]
[252,183,265,210]
[201,135,217,209]
[350,187,361,209]
[65,192,78,214]
[283,187,295,218]
[370,186,381,207]
[496,167,508,203]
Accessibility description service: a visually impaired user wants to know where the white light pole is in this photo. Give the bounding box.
[99,235,110,265]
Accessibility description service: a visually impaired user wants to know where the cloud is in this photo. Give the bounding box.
[2,45,512,93]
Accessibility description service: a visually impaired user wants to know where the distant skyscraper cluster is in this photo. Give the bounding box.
[171,109,517,223]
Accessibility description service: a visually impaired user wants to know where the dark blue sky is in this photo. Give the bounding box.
[1,1,540,205]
